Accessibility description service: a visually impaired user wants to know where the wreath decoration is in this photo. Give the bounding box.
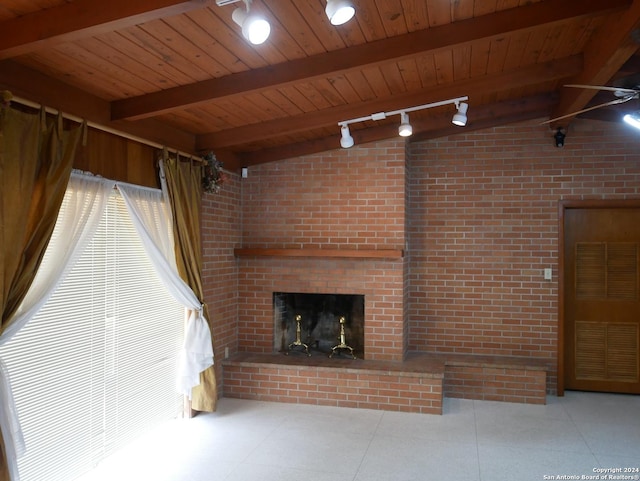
[202,152,226,194]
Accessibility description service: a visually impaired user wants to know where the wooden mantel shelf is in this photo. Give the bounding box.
[234,248,404,259]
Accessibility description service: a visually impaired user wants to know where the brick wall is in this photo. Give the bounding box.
[407,119,640,393]
[240,144,406,249]
[236,143,407,362]
[202,171,242,391]
[223,360,443,414]
[202,118,640,396]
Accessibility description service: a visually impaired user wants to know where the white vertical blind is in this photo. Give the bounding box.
[0,189,184,481]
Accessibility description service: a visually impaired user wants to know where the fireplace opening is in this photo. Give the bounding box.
[273,292,364,358]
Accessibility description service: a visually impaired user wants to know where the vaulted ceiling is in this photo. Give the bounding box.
[1,0,640,171]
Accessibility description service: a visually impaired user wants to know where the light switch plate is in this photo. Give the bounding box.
[544,268,552,280]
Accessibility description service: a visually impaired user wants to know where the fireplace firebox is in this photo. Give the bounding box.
[273,292,365,357]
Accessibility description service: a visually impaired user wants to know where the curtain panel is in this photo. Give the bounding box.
[0,106,82,481]
[161,153,217,412]
[118,183,213,397]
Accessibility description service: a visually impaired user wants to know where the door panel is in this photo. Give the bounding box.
[564,208,640,393]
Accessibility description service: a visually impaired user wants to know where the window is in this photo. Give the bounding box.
[0,188,184,481]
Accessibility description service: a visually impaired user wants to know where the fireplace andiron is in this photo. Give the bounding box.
[329,316,356,359]
[286,314,311,356]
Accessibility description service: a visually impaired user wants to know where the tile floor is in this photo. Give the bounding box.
[79,392,640,481]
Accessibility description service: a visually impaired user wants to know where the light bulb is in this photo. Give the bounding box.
[623,112,640,130]
[452,102,468,126]
[326,0,355,26]
[232,7,270,45]
[340,125,354,148]
[398,112,412,137]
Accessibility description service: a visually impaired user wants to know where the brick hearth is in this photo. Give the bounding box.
[223,352,445,414]
[221,352,548,414]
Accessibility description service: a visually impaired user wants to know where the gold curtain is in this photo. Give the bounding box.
[0,106,81,480]
[163,154,217,412]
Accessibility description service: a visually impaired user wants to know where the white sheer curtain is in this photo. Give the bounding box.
[118,183,213,398]
[0,172,114,481]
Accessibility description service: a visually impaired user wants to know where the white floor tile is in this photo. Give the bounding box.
[247,427,372,477]
[276,402,384,437]
[76,392,640,481]
[593,454,640,473]
[577,420,640,458]
[355,435,480,481]
[375,403,477,444]
[224,463,354,481]
[472,396,572,422]
[475,406,592,454]
[478,443,601,481]
[561,391,640,426]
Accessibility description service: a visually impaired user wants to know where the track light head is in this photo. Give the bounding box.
[623,111,640,130]
[452,102,468,126]
[554,127,566,148]
[232,1,270,45]
[398,112,412,137]
[340,124,354,148]
[326,0,355,26]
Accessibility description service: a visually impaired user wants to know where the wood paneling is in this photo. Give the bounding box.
[1,0,638,167]
[73,129,159,188]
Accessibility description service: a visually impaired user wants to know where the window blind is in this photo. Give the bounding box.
[0,189,184,481]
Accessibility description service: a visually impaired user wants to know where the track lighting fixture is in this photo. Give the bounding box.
[217,0,353,44]
[554,127,566,148]
[230,0,270,45]
[452,102,468,126]
[340,124,354,148]
[623,111,640,130]
[325,0,355,26]
[398,112,412,137]
[337,96,468,149]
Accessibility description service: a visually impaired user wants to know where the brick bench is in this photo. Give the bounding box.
[222,352,445,414]
[418,353,550,405]
[221,352,550,415]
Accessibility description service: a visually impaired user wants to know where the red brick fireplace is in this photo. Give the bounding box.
[232,142,409,361]
[218,142,448,412]
[235,255,406,361]
[216,128,595,413]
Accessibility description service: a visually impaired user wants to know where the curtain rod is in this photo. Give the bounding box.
[4,91,203,164]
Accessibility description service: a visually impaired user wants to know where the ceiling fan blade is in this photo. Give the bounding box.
[540,96,634,125]
[564,84,639,94]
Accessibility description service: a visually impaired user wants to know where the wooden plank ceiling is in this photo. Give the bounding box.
[1,0,640,170]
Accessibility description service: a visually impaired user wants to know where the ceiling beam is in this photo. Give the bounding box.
[111,0,628,121]
[0,0,212,60]
[195,55,582,152]
[229,94,557,168]
[0,60,196,153]
[547,0,640,127]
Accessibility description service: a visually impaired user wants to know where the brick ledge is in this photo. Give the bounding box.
[221,351,550,412]
[223,351,445,379]
[222,352,444,414]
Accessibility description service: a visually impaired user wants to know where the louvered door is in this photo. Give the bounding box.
[564,207,640,394]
